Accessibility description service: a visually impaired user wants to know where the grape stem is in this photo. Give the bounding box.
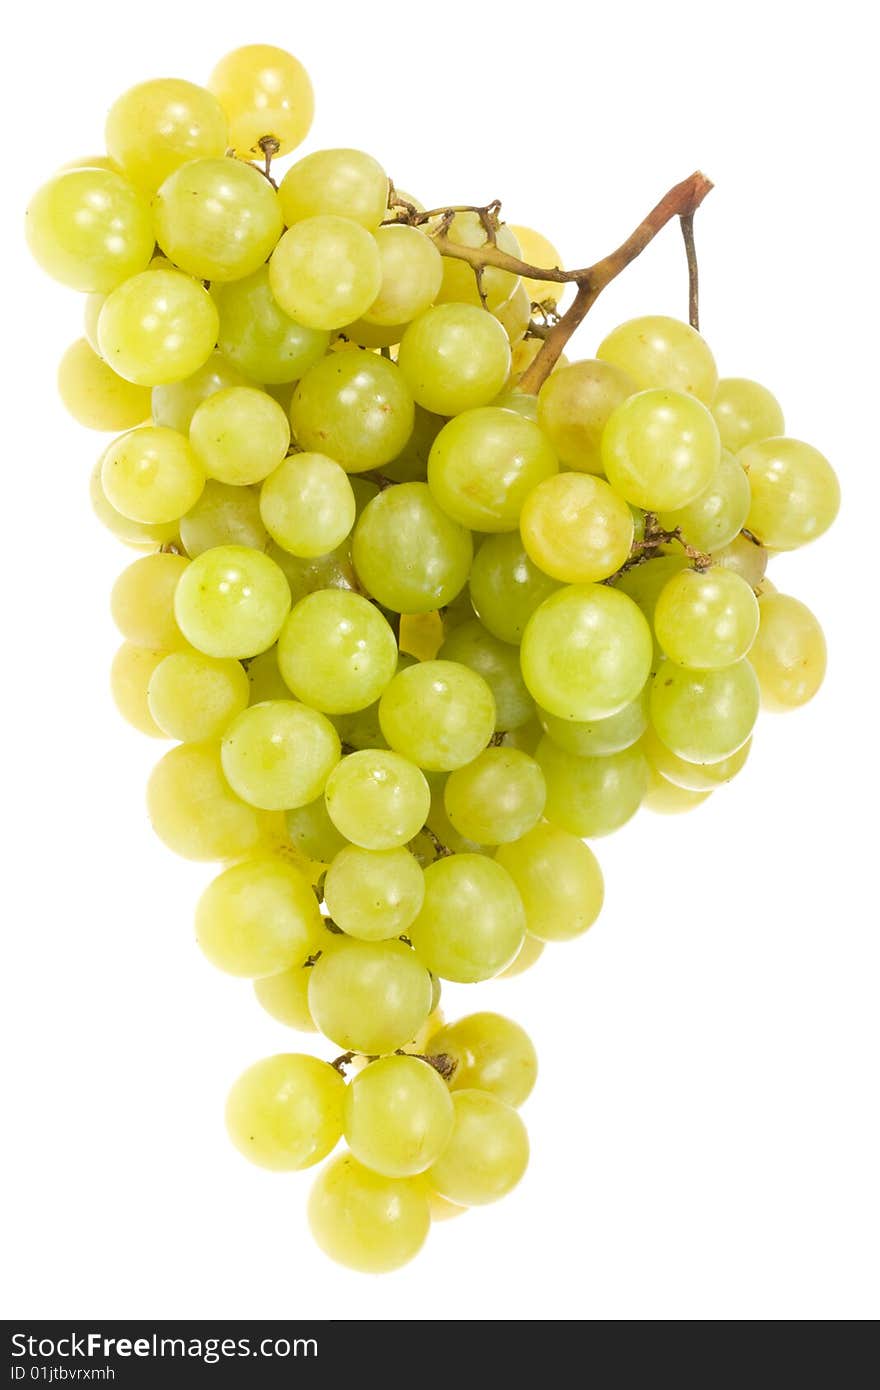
[420,825,454,859]
[330,1049,457,1079]
[611,512,713,579]
[680,212,700,331]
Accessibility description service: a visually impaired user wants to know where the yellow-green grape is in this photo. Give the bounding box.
[711,377,785,453]
[174,545,291,659]
[309,937,432,1053]
[56,154,122,174]
[98,270,219,387]
[519,472,634,583]
[438,620,534,731]
[331,653,415,753]
[343,1056,454,1178]
[101,426,204,524]
[536,689,648,757]
[650,658,760,764]
[383,405,444,483]
[195,854,322,975]
[254,963,317,1032]
[493,389,538,420]
[154,157,282,282]
[213,266,329,384]
[360,225,443,326]
[444,749,545,846]
[493,281,533,345]
[179,480,268,557]
[289,349,415,471]
[536,737,648,837]
[498,934,545,978]
[501,720,543,755]
[147,650,249,742]
[152,351,252,434]
[496,821,604,943]
[428,407,557,532]
[508,224,563,303]
[597,315,718,403]
[351,482,472,613]
[537,359,637,473]
[269,540,358,604]
[748,592,827,711]
[468,532,560,645]
[422,786,489,859]
[270,216,382,331]
[57,339,152,432]
[520,584,652,721]
[189,386,290,487]
[308,1153,430,1273]
[286,797,348,863]
[397,304,511,416]
[147,740,264,861]
[657,449,751,552]
[740,437,840,549]
[83,293,105,353]
[436,212,522,311]
[601,388,721,511]
[209,44,313,157]
[408,855,525,982]
[25,168,153,292]
[324,846,425,941]
[337,318,406,349]
[109,643,168,737]
[226,1054,344,1171]
[654,566,760,669]
[110,552,190,649]
[279,148,387,229]
[277,590,398,714]
[378,661,496,771]
[641,724,751,791]
[711,534,768,589]
[105,78,228,194]
[259,453,355,558]
[245,646,291,705]
[426,1090,528,1206]
[220,701,340,810]
[643,765,712,814]
[430,1013,537,1108]
[324,750,430,850]
[399,612,443,663]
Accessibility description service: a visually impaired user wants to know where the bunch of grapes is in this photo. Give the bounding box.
[26,42,839,1274]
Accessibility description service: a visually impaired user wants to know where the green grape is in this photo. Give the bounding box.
[597,315,718,403]
[536,689,648,757]
[363,225,444,326]
[277,590,398,713]
[397,304,511,416]
[493,280,531,344]
[332,653,417,750]
[154,157,282,282]
[279,148,388,230]
[289,350,414,471]
[270,216,382,330]
[657,449,751,552]
[58,339,152,433]
[209,44,314,157]
[650,658,760,764]
[499,934,545,978]
[179,480,268,557]
[286,796,349,863]
[740,437,840,549]
[496,821,604,942]
[520,584,652,720]
[378,660,496,771]
[711,533,768,588]
[423,783,489,858]
[428,407,558,532]
[435,212,522,311]
[189,386,290,486]
[601,388,721,510]
[383,405,444,482]
[654,566,760,668]
[439,619,534,731]
[536,736,648,837]
[109,643,168,737]
[98,269,219,387]
[500,719,543,755]
[492,390,538,420]
[352,482,472,613]
[468,532,560,645]
[152,351,252,435]
[426,1090,528,1206]
[254,962,317,1031]
[226,1054,344,1171]
[444,749,545,845]
[519,471,634,583]
[408,855,525,982]
[213,266,329,384]
[147,650,249,742]
[430,1013,537,1108]
[174,545,291,659]
[349,474,380,516]
[105,79,228,194]
[25,168,153,292]
[220,700,340,810]
[195,853,322,975]
[748,592,827,711]
[308,1153,430,1273]
[324,750,430,849]
[308,937,432,1053]
[260,453,355,558]
[642,765,712,814]
[508,223,563,303]
[56,155,122,174]
[324,845,425,941]
[83,293,105,354]
[711,377,784,453]
[612,554,688,635]
[110,552,190,649]
[147,740,264,861]
[101,425,204,524]
[246,647,294,705]
[339,318,407,349]
[641,724,752,790]
[440,586,477,636]
[343,1056,454,1177]
[537,358,637,473]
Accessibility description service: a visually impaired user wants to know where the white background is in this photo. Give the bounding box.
[1,0,877,1322]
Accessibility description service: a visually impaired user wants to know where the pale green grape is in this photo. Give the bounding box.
[147,650,249,742]
[189,386,290,486]
[110,552,190,649]
[101,426,204,524]
[500,720,543,755]
[105,78,228,194]
[98,269,219,387]
[428,407,558,532]
[260,453,355,558]
[254,963,317,1031]
[444,748,545,845]
[277,590,398,713]
[612,554,688,638]
[179,480,268,557]
[601,388,721,510]
[285,797,349,863]
[493,280,531,344]
[398,304,511,416]
[270,216,382,330]
[748,592,827,711]
[152,351,252,435]
[331,653,416,752]
[308,937,432,1053]
[711,533,768,588]
[378,660,496,771]
[440,587,477,636]
[340,318,407,349]
[468,532,560,644]
[289,350,414,471]
[269,539,358,603]
[195,853,322,975]
[83,293,105,354]
[324,845,425,941]
[220,700,340,809]
[711,377,784,452]
[536,689,648,756]
[520,471,634,582]
[537,358,637,473]
[499,934,545,978]
[174,545,291,658]
[352,482,472,613]
[496,821,604,941]
[423,784,490,859]
[536,736,648,837]
[435,212,521,311]
[214,266,330,383]
[226,1053,344,1171]
[642,765,712,814]
[426,1090,528,1206]
[245,647,292,704]
[508,223,563,303]
[383,405,444,483]
[324,750,430,849]
[654,566,760,668]
[154,157,282,282]
[492,390,538,420]
[25,168,153,291]
[209,44,314,157]
[56,155,122,174]
[58,339,152,432]
[430,1013,537,1108]
[363,225,444,325]
[740,437,840,549]
[147,740,265,860]
[279,148,388,229]
[597,315,718,403]
[109,643,168,737]
[641,725,752,790]
[650,658,760,763]
[408,855,525,982]
[308,1153,430,1273]
[657,449,751,552]
[438,619,534,731]
[343,1055,454,1177]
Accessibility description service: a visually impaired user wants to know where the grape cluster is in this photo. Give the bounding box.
[27,43,840,1274]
